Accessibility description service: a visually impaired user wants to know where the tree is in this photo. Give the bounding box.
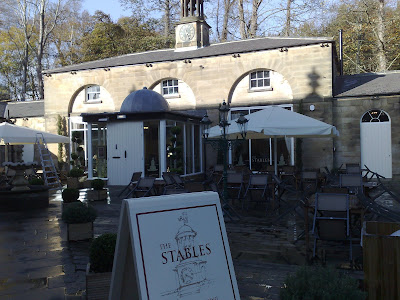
[119,0,180,46]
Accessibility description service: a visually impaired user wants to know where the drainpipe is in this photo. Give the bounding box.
[339,29,344,76]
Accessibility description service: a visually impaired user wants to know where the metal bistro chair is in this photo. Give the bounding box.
[346,163,361,174]
[209,180,241,221]
[312,192,352,261]
[171,173,186,189]
[226,172,244,203]
[129,177,155,198]
[162,172,186,194]
[340,173,363,195]
[118,171,142,198]
[300,170,319,195]
[243,174,270,212]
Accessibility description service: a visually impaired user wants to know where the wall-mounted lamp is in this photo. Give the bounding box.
[309,104,315,111]
[184,59,191,64]
[279,47,288,52]
[70,71,77,75]
[199,65,204,69]
[320,43,330,47]
[103,67,110,71]
[98,117,109,122]
[146,63,153,67]
[117,114,126,119]
[44,73,52,77]
[371,95,379,100]
[23,117,29,121]
[232,54,241,58]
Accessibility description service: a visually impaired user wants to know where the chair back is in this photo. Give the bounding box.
[214,165,224,172]
[172,174,184,185]
[137,177,155,189]
[315,193,349,212]
[266,165,275,173]
[249,174,268,186]
[162,172,175,185]
[302,171,318,180]
[227,172,243,184]
[346,163,361,174]
[281,165,295,174]
[131,171,142,182]
[340,173,363,188]
[321,187,348,194]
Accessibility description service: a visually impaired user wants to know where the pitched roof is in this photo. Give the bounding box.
[335,72,400,98]
[45,36,333,74]
[6,100,44,118]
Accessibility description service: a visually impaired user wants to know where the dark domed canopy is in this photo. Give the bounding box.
[120,87,170,113]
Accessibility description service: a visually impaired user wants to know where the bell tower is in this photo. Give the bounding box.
[175,0,210,50]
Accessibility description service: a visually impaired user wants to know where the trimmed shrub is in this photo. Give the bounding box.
[29,178,45,185]
[62,202,97,224]
[91,179,105,190]
[280,266,366,300]
[62,188,80,203]
[89,233,117,273]
[68,168,84,178]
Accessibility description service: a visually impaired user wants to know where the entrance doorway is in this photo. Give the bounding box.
[360,109,392,178]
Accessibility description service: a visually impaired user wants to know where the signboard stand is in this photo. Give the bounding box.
[109,191,240,300]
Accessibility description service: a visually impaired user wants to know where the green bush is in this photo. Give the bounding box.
[29,178,45,185]
[71,152,78,160]
[91,179,105,190]
[62,202,97,224]
[280,266,366,300]
[89,233,117,273]
[62,188,80,203]
[68,168,84,178]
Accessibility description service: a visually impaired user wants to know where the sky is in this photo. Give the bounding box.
[81,0,128,21]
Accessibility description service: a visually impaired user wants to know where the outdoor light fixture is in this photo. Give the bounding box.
[279,47,288,52]
[232,54,241,58]
[184,59,191,64]
[199,65,205,69]
[200,114,211,139]
[320,43,330,47]
[236,113,248,139]
[146,63,153,67]
[200,100,248,220]
[117,115,126,119]
[70,71,77,75]
[103,67,110,71]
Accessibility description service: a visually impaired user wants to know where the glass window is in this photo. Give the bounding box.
[249,70,270,89]
[162,79,179,95]
[185,124,193,174]
[194,125,201,172]
[362,109,389,123]
[91,123,107,178]
[86,85,100,101]
[166,122,184,174]
[144,121,160,177]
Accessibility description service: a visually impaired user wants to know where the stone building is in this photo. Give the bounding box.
[32,0,399,179]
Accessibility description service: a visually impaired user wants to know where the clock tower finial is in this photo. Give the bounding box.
[175,0,210,50]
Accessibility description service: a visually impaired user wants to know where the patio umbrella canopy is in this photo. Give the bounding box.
[208,106,339,139]
[0,122,69,145]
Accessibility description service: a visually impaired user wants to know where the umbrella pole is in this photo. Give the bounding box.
[4,143,9,173]
[274,137,278,175]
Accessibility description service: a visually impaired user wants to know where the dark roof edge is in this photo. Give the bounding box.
[45,37,335,75]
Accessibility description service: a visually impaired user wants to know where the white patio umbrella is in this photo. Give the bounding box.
[207,106,339,174]
[0,122,69,145]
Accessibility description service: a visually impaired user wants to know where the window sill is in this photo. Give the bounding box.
[247,87,273,93]
[85,99,102,104]
[163,94,181,99]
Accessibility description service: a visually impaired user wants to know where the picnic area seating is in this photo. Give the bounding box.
[128,177,155,198]
[118,171,142,198]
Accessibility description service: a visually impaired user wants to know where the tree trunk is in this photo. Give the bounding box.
[238,0,247,38]
[36,0,45,100]
[376,0,386,71]
[164,0,171,47]
[249,0,261,38]
[221,0,234,42]
[284,0,292,36]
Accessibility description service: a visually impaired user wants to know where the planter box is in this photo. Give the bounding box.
[67,177,80,189]
[363,221,400,300]
[67,222,93,241]
[86,263,112,300]
[87,189,108,201]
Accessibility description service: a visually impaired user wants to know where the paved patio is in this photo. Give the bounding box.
[0,184,371,300]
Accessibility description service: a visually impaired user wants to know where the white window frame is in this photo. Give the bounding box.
[161,79,179,97]
[85,85,101,103]
[249,70,272,92]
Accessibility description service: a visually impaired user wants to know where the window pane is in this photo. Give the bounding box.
[264,79,270,86]
[257,79,263,87]
[169,87,173,94]
[173,79,178,85]
[250,72,256,79]
[250,80,256,88]
[264,71,270,78]
[144,121,160,177]
[257,71,263,78]
[162,81,167,87]
[163,88,168,94]
[174,87,178,93]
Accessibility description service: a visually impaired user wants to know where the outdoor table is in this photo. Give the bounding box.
[153,179,165,195]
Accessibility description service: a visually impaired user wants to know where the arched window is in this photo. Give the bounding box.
[161,79,179,96]
[361,109,389,123]
[86,85,100,102]
[249,70,271,90]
